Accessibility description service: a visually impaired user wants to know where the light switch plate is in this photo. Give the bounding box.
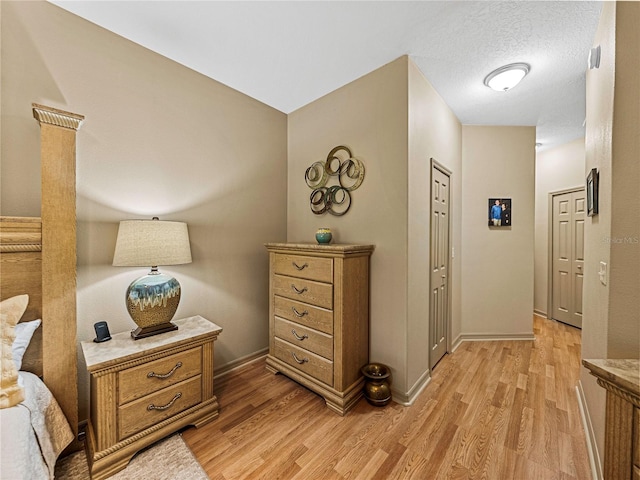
[599,261,607,285]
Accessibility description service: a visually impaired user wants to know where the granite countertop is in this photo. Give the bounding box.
[81,315,223,372]
[582,358,640,398]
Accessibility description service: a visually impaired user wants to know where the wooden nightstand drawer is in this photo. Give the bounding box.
[274,296,333,335]
[274,337,333,386]
[273,254,333,283]
[274,317,333,360]
[273,274,333,309]
[119,347,202,404]
[118,375,202,440]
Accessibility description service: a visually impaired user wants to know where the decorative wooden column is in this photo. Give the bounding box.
[32,103,84,450]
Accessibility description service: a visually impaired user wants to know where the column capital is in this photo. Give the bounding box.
[32,103,84,131]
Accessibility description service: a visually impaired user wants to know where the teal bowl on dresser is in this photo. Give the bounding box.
[315,228,332,244]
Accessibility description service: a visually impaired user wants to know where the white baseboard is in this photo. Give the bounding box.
[392,369,431,406]
[533,309,548,318]
[456,332,535,342]
[214,348,268,379]
[451,334,463,352]
[576,380,602,480]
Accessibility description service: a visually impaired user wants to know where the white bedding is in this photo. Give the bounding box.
[0,372,74,480]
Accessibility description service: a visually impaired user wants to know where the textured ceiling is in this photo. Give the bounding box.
[50,1,602,150]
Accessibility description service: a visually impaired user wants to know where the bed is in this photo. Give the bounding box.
[0,104,84,479]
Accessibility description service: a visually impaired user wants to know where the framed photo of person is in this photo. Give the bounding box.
[586,168,599,216]
[488,198,512,227]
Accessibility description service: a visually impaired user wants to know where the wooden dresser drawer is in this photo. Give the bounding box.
[118,347,202,404]
[274,337,333,386]
[118,375,202,440]
[274,317,333,360]
[274,296,333,335]
[273,254,333,283]
[273,274,333,309]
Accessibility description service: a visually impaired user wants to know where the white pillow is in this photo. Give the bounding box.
[13,319,41,371]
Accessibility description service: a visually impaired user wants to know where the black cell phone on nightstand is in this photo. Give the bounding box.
[93,321,112,343]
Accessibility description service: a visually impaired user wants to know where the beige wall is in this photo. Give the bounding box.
[288,57,462,400]
[606,2,640,359]
[461,126,536,338]
[581,1,640,468]
[534,138,585,315]
[407,61,462,395]
[288,56,411,394]
[1,1,288,420]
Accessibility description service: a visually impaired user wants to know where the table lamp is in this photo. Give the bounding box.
[112,217,192,339]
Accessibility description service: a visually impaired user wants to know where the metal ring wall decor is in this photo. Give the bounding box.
[304,146,365,216]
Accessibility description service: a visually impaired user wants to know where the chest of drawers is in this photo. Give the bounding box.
[265,243,374,415]
[81,315,222,480]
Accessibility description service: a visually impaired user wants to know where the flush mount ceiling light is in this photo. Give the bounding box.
[484,63,530,92]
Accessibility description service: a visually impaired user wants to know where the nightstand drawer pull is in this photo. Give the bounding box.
[147,361,183,379]
[292,261,309,270]
[291,307,309,317]
[147,392,182,411]
[292,352,309,364]
[291,329,308,341]
[291,284,308,294]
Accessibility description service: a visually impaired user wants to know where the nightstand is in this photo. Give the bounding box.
[81,315,222,480]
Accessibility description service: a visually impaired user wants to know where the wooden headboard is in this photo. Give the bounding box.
[0,103,84,452]
[0,217,43,375]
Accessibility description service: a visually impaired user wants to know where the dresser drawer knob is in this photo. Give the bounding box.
[292,307,309,317]
[291,329,309,341]
[292,261,308,270]
[291,284,308,294]
[292,352,309,364]
[147,361,183,379]
[147,392,182,411]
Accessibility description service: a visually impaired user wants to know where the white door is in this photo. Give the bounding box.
[430,162,450,367]
[552,190,585,328]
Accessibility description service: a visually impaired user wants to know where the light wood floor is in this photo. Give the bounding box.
[183,316,591,479]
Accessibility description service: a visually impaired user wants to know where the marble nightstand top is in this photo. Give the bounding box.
[81,315,222,372]
[582,358,640,398]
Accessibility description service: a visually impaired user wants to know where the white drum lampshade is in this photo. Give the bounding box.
[113,218,192,339]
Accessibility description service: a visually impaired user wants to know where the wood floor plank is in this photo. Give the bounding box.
[352,448,389,480]
[504,386,526,451]
[182,316,591,480]
[334,441,383,478]
[384,448,431,479]
[371,442,407,479]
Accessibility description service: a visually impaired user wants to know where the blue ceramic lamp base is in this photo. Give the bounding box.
[125,269,181,340]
